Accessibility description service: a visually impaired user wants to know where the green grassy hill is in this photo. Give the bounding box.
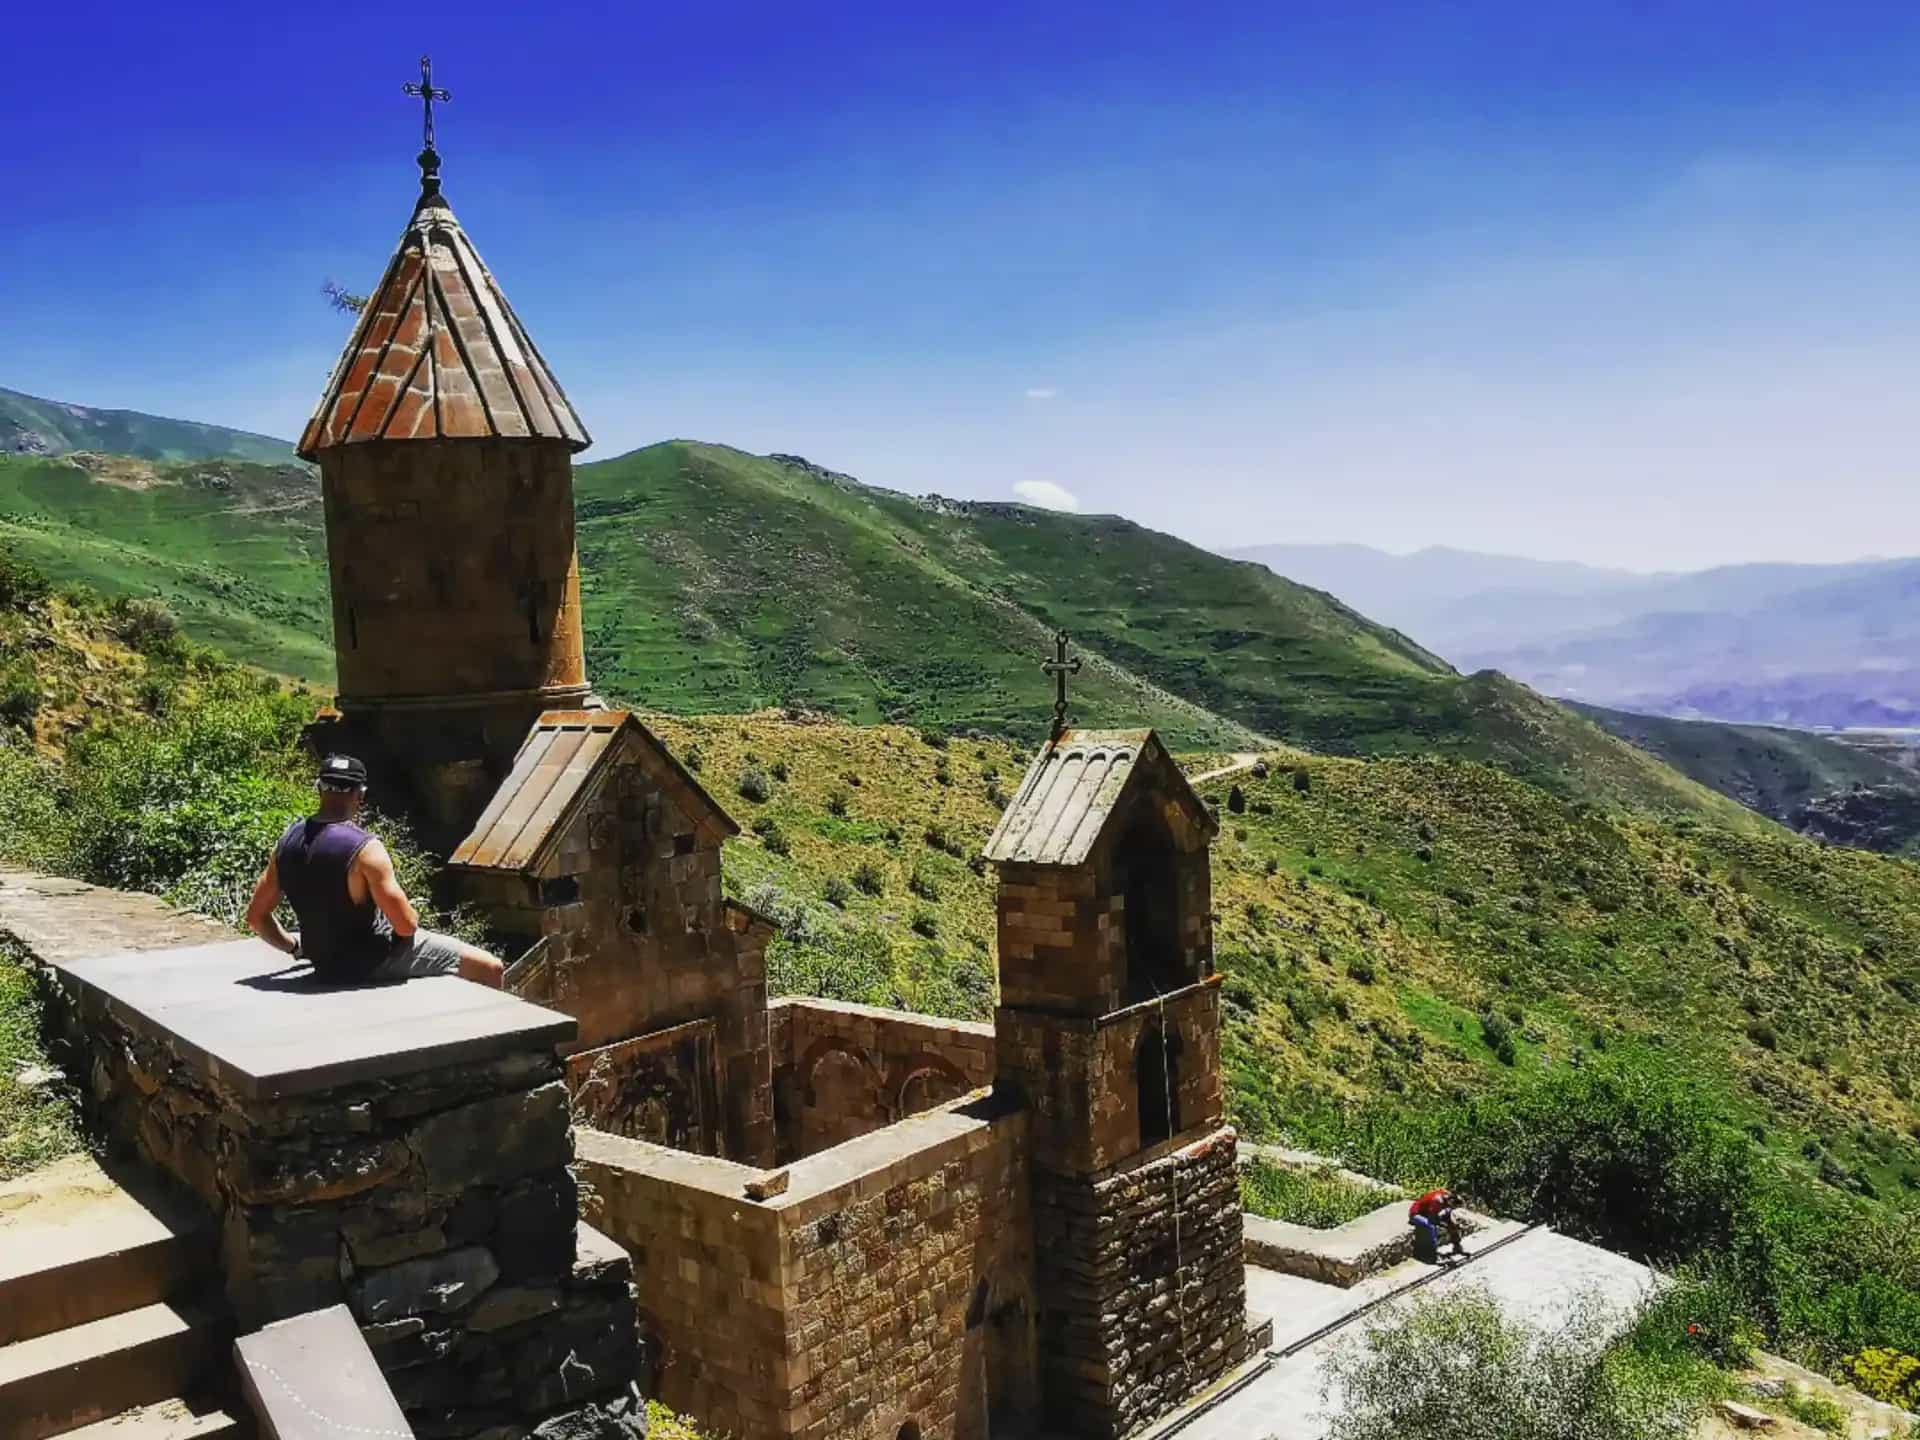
[0,385,295,464]
[627,714,1919,1207]
[0,452,330,679]
[0,435,1772,824]
[1574,701,1920,853]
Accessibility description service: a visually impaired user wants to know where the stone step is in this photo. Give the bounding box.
[53,1398,248,1440]
[0,1302,212,1440]
[0,1155,211,1346]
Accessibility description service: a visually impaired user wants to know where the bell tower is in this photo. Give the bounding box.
[298,59,593,840]
[983,697,1263,1435]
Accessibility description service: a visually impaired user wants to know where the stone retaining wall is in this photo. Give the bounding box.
[1031,1126,1252,1437]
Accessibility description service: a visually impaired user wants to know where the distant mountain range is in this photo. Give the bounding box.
[0,385,295,465]
[1227,542,1920,730]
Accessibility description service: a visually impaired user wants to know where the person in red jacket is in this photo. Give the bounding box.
[1409,1187,1467,1261]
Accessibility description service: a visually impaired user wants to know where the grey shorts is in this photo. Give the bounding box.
[368,930,467,981]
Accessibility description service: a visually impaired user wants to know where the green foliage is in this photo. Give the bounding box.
[852,859,885,896]
[1841,1346,1920,1410]
[737,765,773,803]
[1301,1063,1920,1368]
[1777,1387,1850,1433]
[0,936,82,1179]
[1240,1159,1399,1227]
[1324,1288,1715,1440]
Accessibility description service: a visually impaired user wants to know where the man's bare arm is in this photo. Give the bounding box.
[244,855,300,956]
[358,838,420,938]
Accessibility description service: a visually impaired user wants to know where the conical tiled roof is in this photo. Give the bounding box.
[298,193,589,459]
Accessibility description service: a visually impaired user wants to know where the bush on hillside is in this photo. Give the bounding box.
[737,766,773,803]
[0,550,51,612]
[107,596,184,656]
[1323,1288,1711,1440]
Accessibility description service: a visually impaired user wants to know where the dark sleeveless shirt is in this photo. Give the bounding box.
[274,818,393,981]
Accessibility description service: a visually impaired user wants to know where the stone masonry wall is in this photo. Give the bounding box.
[463,738,776,1165]
[575,1128,790,1438]
[994,980,1225,1176]
[578,1096,1040,1440]
[774,1102,1037,1440]
[769,998,996,1162]
[45,988,637,1439]
[1031,1128,1251,1438]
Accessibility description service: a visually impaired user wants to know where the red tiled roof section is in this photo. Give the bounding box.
[298,197,590,459]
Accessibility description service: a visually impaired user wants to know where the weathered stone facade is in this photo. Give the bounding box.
[1031,1130,1252,1436]
[451,712,777,1165]
[768,997,996,1161]
[578,1094,1038,1440]
[39,956,637,1438]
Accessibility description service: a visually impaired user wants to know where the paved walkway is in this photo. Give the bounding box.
[1172,1227,1659,1439]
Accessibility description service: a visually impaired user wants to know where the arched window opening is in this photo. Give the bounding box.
[1136,1024,1182,1148]
[1116,807,1184,1002]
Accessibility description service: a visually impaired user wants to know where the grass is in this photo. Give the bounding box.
[0,439,1792,823]
[1240,1158,1400,1227]
[0,936,81,1179]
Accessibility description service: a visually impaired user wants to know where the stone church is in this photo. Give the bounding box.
[295,118,1266,1440]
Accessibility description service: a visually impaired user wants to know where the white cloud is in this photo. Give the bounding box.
[1013,480,1081,512]
[1024,387,1058,400]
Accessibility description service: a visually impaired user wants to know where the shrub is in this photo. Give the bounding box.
[751,816,790,856]
[1346,957,1377,986]
[910,911,939,939]
[826,789,850,818]
[108,597,183,656]
[683,743,704,772]
[907,870,941,902]
[769,759,789,782]
[1842,1347,1920,1410]
[1479,1008,1518,1066]
[0,553,51,613]
[1323,1288,1710,1440]
[822,875,851,908]
[1227,784,1246,814]
[737,766,772,803]
[1292,766,1311,793]
[852,860,885,896]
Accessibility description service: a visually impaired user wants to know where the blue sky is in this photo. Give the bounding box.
[6,1,1920,569]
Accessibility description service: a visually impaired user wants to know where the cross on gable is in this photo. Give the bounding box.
[1042,631,1082,743]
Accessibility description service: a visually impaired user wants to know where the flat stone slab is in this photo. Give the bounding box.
[1244,1198,1489,1287]
[234,1304,409,1440]
[52,937,575,1099]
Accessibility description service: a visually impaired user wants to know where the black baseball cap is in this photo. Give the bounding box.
[318,753,369,789]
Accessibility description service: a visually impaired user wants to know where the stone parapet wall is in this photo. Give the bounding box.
[769,997,996,1161]
[575,1129,790,1438]
[36,958,636,1438]
[1031,1127,1251,1438]
[578,1094,1040,1440]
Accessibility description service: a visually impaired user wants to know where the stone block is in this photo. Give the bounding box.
[408,1082,572,1191]
[352,1245,501,1321]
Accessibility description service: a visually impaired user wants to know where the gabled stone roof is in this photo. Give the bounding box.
[982,728,1212,867]
[298,194,589,459]
[449,710,736,875]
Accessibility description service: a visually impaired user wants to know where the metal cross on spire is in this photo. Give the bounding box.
[1042,631,1082,744]
[402,55,452,200]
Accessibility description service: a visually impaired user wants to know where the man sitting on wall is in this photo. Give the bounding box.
[245,754,505,988]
